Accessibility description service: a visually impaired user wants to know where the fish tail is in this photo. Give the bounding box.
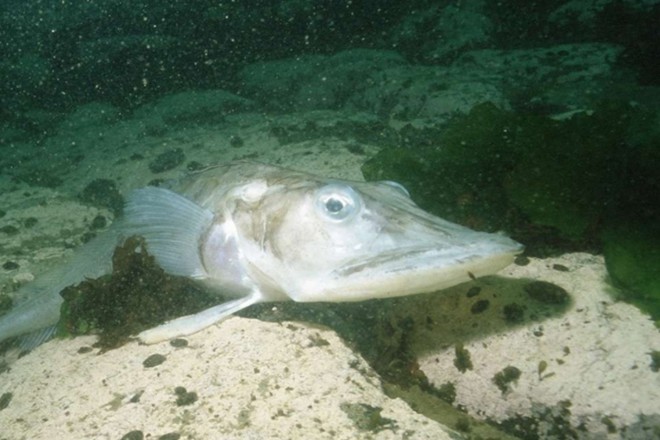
[0,223,123,345]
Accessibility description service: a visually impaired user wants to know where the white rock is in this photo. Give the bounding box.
[0,318,455,439]
[396,253,660,438]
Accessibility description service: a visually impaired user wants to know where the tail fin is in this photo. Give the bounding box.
[0,224,122,345]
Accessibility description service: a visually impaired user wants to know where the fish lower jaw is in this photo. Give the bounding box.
[296,251,518,303]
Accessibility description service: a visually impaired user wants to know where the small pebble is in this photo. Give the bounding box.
[0,392,12,410]
[552,264,570,272]
[170,338,188,348]
[143,353,167,368]
[129,391,144,403]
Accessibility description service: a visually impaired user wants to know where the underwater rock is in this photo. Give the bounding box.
[58,102,121,131]
[386,0,493,63]
[287,48,510,123]
[13,169,64,189]
[392,253,660,439]
[549,1,660,86]
[453,43,625,113]
[0,316,456,439]
[240,49,407,112]
[133,90,256,127]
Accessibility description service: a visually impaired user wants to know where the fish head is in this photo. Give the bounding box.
[224,167,523,303]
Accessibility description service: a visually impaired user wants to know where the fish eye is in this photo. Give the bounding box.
[380,180,410,197]
[315,183,362,222]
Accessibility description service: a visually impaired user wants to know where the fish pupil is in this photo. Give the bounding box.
[325,198,344,213]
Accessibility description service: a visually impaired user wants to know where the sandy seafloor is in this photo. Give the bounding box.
[0,95,659,440]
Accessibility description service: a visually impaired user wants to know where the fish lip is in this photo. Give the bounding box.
[334,247,455,277]
[334,242,524,278]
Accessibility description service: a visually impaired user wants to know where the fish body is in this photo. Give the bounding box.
[0,161,523,345]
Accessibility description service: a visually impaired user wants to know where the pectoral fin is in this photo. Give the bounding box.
[137,291,261,344]
[123,186,214,279]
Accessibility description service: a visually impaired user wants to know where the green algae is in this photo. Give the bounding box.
[493,365,522,394]
[602,223,660,325]
[79,178,125,215]
[650,351,660,372]
[362,103,517,232]
[340,402,397,433]
[174,386,198,406]
[453,343,473,373]
[148,148,186,173]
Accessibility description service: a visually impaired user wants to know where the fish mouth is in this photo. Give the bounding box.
[320,239,523,302]
[336,240,523,277]
[335,247,447,277]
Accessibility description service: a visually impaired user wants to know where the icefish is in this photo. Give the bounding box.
[0,161,523,345]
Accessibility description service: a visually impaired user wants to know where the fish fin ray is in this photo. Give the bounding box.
[17,325,57,351]
[0,227,121,344]
[124,187,214,278]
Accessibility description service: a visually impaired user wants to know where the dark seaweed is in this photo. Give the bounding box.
[57,236,217,350]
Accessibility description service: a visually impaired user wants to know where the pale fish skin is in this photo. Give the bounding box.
[0,161,523,345]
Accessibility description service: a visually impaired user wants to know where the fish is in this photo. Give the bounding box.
[0,161,523,346]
